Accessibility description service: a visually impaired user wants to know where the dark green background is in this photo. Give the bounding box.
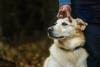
[0,0,58,44]
[0,0,58,67]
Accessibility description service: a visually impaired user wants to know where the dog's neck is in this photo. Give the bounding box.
[54,34,85,51]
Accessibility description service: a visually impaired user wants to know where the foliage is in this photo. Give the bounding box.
[0,37,52,67]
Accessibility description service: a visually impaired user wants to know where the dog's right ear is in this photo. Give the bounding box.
[76,18,88,31]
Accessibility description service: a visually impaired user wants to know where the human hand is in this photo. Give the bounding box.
[57,5,72,22]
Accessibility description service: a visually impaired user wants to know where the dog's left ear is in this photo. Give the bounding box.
[76,18,88,31]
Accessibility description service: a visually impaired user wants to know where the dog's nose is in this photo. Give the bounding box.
[48,27,53,32]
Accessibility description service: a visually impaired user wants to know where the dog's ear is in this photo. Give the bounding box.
[76,18,88,31]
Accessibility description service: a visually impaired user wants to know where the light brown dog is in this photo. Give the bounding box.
[43,18,88,67]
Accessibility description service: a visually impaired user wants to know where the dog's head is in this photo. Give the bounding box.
[48,18,88,39]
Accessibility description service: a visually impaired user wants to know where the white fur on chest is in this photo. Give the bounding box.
[43,44,88,67]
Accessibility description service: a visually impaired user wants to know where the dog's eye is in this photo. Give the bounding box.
[62,22,68,26]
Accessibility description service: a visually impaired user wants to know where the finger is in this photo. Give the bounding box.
[66,10,72,22]
[59,14,63,18]
[68,16,72,23]
[56,12,59,18]
[62,7,71,18]
[57,11,64,18]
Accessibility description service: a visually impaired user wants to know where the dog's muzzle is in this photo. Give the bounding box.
[48,27,55,38]
[48,27,64,39]
[48,27,54,33]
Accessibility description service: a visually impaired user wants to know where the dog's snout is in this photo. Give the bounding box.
[48,27,53,32]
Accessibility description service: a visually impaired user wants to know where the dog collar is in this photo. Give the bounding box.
[60,46,83,51]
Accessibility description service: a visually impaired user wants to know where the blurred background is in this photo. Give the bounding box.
[0,0,58,67]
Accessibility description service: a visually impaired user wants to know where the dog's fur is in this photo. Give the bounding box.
[44,18,88,67]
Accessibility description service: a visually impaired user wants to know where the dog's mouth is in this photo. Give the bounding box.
[48,32,65,39]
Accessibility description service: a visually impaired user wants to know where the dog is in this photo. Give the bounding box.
[43,18,88,67]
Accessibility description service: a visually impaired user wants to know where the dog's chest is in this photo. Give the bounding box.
[50,45,88,65]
